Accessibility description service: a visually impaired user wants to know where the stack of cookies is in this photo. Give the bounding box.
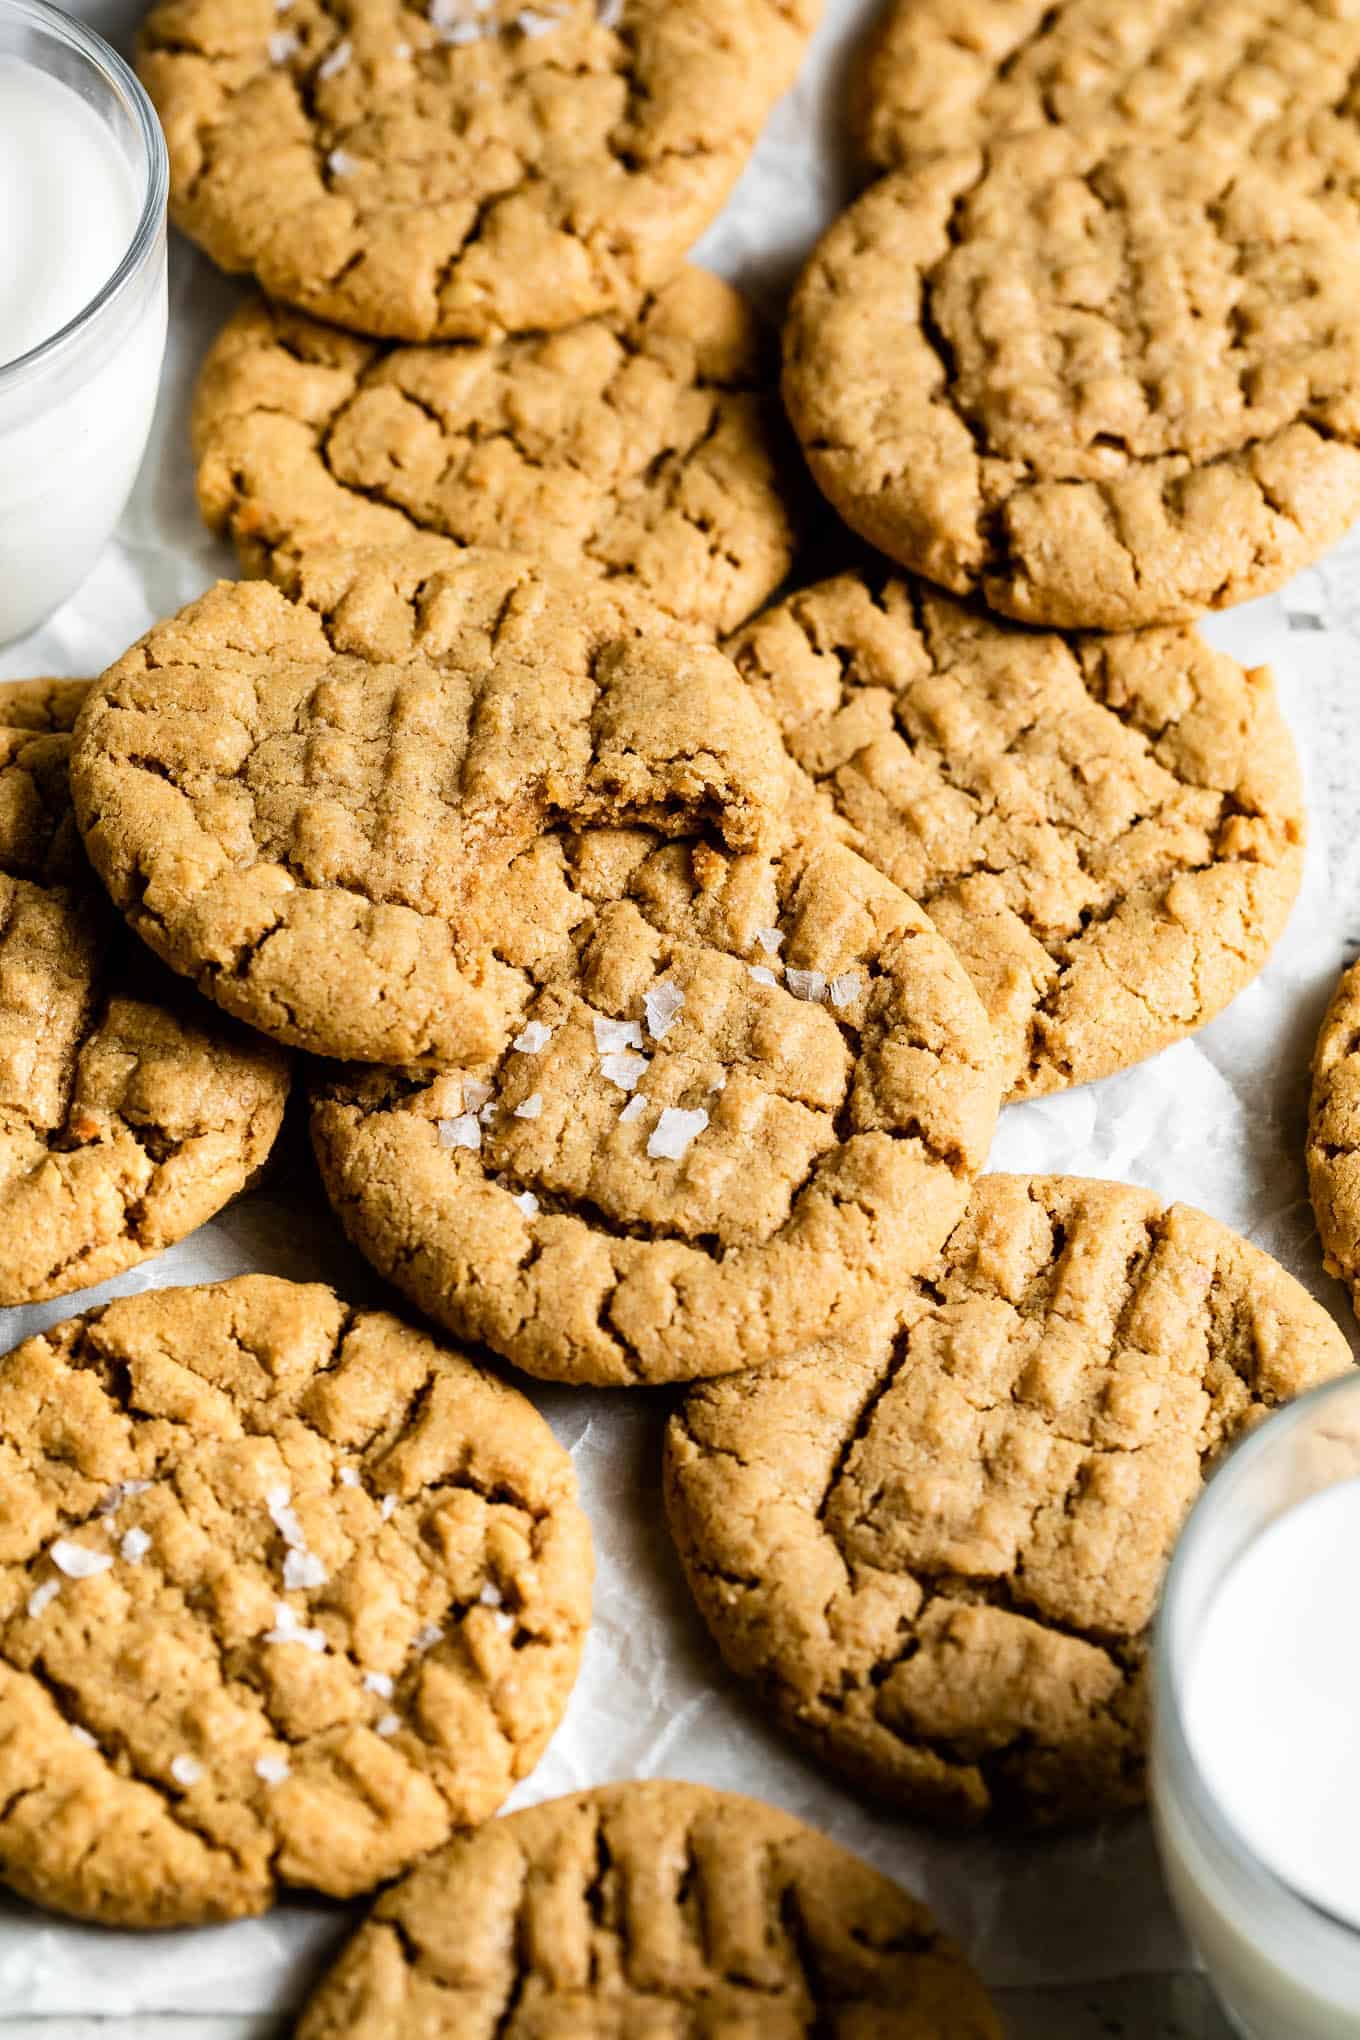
[4,0,1360,2028]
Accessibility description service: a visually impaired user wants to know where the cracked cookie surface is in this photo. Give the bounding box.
[69,546,786,1066]
[310,818,1001,1386]
[665,1174,1353,1825]
[0,712,289,1306]
[0,1274,592,1926]
[1308,958,1360,1319]
[295,1779,1001,2038]
[193,271,802,636]
[784,133,1360,629]
[136,0,819,342]
[859,0,1360,193]
[727,571,1304,1097]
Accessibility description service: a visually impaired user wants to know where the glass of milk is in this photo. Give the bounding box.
[1154,1369,1360,2036]
[0,0,168,645]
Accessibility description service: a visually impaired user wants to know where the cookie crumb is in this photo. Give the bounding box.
[462,1078,493,1112]
[647,1106,708,1161]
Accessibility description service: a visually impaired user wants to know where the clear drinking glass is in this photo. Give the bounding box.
[0,0,168,646]
[1153,1371,1360,2039]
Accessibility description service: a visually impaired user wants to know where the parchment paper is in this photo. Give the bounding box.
[2,0,1359,2014]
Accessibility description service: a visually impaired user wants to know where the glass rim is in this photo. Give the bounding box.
[0,0,169,388]
[1155,1366,1360,1943]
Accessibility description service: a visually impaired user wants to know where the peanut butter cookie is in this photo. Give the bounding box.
[784,134,1360,629]
[859,0,1360,194]
[193,271,802,635]
[666,1174,1353,1826]
[295,1780,1001,2038]
[69,546,786,1067]
[0,1275,592,1926]
[0,677,91,732]
[1308,958,1360,1319]
[310,818,1001,1386]
[0,711,288,1305]
[727,572,1304,1096]
[137,0,819,342]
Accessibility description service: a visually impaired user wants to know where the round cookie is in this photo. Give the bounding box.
[665,1174,1354,1826]
[0,711,289,1305]
[727,571,1304,1097]
[0,677,90,732]
[310,818,1001,1386]
[193,271,803,635]
[69,546,787,1067]
[858,0,1360,190]
[1308,957,1360,1317]
[136,0,819,343]
[0,1275,592,1926]
[784,133,1360,630]
[294,1780,1002,2039]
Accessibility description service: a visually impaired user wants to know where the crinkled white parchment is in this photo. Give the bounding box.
[1,0,1359,2014]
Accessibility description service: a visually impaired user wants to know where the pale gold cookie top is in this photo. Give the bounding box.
[69,546,787,1066]
[666,1175,1353,1826]
[0,677,91,732]
[137,0,819,341]
[1309,957,1360,1318]
[727,571,1304,1096]
[295,1781,1002,2039]
[193,271,802,635]
[0,1276,592,1927]
[784,133,1360,630]
[0,713,289,1306]
[859,0,1360,190]
[311,818,1001,1386]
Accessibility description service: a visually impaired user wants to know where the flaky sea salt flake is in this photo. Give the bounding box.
[26,1581,58,1618]
[264,1601,328,1651]
[414,1622,444,1651]
[517,7,561,32]
[381,1495,398,1521]
[338,1466,361,1488]
[364,1670,395,1697]
[438,1112,482,1150]
[377,1712,401,1737]
[269,30,299,62]
[828,972,861,1010]
[785,968,826,1002]
[478,1582,503,1606]
[644,979,684,1040]
[513,1188,540,1218]
[120,1527,151,1564]
[593,1014,642,1054]
[462,1078,493,1112]
[748,964,778,988]
[514,1093,543,1121]
[327,148,361,177]
[753,926,784,956]
[597,0,623,23]
[51,1540,112,1580]
[267,1485,306,1550]
[284,1549,328,1592]
[514,1020,552,1054]
[599,1048,648,1092]
[647,1106,708,1161]
[171,1754,202,1787]
[71,1725,97,1749]
[256,1753,291,1784]
[619,1094,647,1123]
[316,37,351,77]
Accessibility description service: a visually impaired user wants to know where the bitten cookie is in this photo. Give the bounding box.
[0,1276,592,1926]
[136,0,819,341]
[665,1175,1353,1826]
[0,712,289,1305]
[727,571,1304,1096]
[69,546,787,1066]
[294,1780,1002,2038]
[193,271,802,636]
[1308,958,1360,1318]
[858,0,1360,191]
[311,819,1001,1386]
[784,133,1360,629]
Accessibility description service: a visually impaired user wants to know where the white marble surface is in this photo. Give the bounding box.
[2,0,1360,2033]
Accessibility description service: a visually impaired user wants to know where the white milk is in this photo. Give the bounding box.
[1156,1471,1360,2037]
[0,47,166,644]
